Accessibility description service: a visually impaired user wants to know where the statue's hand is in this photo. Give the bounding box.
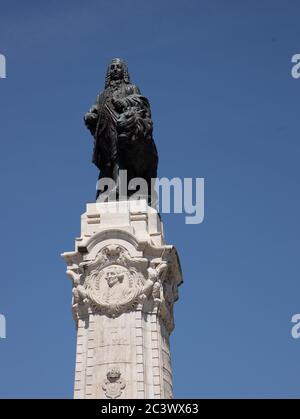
[84,111,97,123]
[84,111,98,135]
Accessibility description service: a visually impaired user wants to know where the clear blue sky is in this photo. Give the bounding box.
[0,0,300,398]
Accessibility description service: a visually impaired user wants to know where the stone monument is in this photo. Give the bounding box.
[62,59,182,399]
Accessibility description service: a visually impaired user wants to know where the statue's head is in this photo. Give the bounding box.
[105,58,130,88]
[105,270,124,288]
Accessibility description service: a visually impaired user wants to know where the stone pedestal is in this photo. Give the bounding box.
[62,200,182,399]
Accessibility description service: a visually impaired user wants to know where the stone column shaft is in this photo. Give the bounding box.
[62,200,182,399]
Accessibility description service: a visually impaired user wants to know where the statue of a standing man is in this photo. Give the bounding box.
[84,58,158,201]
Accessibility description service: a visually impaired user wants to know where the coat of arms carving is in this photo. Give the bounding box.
[102,368,126,399]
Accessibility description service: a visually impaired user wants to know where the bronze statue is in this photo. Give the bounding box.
[84,58,158,202]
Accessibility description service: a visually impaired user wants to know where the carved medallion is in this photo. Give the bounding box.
[68,245,172,318]
[86,264,143,317]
